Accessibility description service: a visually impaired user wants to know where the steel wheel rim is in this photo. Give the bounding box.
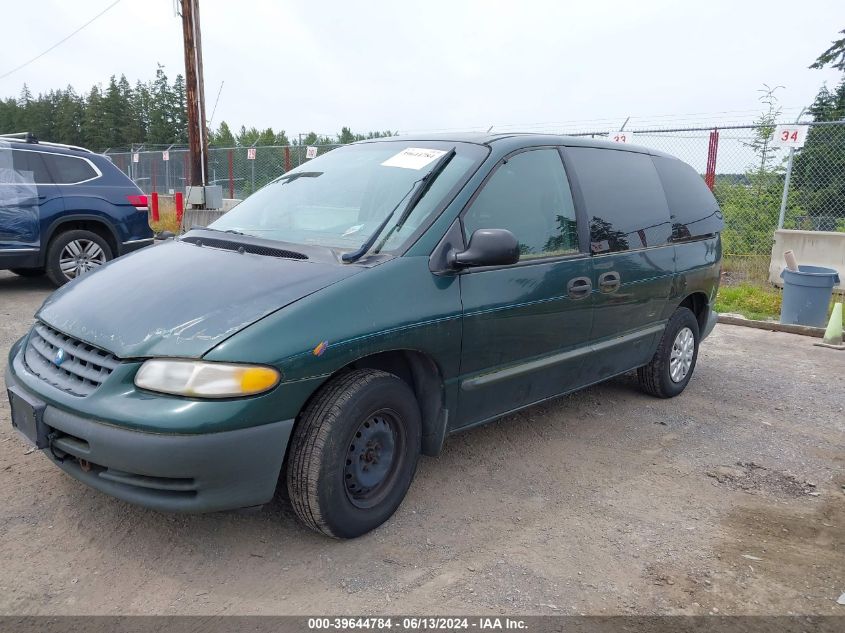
[344,409,404,509]
[59,239,107,280]
[669,326,695,383]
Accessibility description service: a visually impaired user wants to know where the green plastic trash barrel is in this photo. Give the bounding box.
[780,265,840,327]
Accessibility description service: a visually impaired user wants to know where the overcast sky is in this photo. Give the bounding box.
[2,0,843,136]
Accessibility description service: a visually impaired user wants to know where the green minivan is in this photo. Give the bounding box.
[5,134,722,538]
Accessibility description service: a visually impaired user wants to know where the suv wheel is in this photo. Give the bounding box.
[637,307,700,398]
[46,230,113,286]
[287,369,421,538]
[10,267,46,278]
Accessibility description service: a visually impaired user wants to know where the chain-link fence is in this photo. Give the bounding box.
[106,121,845,282]
[572,121,845,281]
[106,144,344,201]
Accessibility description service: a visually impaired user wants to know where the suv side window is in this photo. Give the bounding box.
[463,149,578,258]
[42,153,98,184]
[12,150,52,184]
[652,156,723,241]
[565,147,671,253]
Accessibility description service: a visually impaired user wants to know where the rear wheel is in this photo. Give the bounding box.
[286,369,421,538]
[10,267,45,278]
[637,307,700,398]
[45,230,113,286]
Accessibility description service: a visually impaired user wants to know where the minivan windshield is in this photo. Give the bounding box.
[209,141,485,255]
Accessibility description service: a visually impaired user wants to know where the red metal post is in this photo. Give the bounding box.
[704,128,719,191]
[175,191,184,227]
[284,146,292,172]
[151,192,160,223]
[228,149,234,199]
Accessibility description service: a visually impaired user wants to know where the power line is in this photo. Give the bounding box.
[0,0,125,82]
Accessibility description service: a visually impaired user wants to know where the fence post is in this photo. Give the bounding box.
[777,149,796,230]
[284,146,291,172]
[777,108,808,230]
[228,149,234,199]
[175,191,184,228]
[705,128,719,191]
[151,157,157,194]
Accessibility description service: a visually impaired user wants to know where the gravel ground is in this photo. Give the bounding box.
[0,269,843,615]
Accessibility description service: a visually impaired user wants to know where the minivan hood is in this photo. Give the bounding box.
[37,240,361,358]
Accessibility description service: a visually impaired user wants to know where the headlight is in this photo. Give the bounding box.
[135,359,281,398]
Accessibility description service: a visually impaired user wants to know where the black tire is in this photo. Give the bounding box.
[45,230,113,287]
[287,369,421,539]
[10,267,45,277]
[638,307,700,398]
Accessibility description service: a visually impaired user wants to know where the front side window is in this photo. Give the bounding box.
[463,149,579,258]
[210,141,485,254]
[565,147,671,253]
[42,153,98,184]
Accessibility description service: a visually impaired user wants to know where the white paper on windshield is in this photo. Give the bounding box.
[381,147,447,170]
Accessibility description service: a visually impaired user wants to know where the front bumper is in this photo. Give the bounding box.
[5,355,294,513]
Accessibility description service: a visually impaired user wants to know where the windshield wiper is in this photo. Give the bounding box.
[342,147,457,264]
[275,171,323,184]
[189,226,244,235]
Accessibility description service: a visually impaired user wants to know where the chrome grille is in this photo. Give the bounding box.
[24,323,120,396]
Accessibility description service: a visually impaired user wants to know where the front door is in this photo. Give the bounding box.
[455,148,593,428]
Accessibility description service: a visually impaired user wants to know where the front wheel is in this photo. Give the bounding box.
[286,369,421,538]
[637,307,700,398]
[45,230,113,287]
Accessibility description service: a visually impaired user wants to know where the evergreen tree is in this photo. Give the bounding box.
[791,78,845,230]
[172,74,188,143]
[81,85,108,151]
[148,64,176,144]
[209,121,235,147]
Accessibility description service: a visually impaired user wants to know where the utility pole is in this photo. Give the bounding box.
[180,0,208,192]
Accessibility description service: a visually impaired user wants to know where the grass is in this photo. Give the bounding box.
[715,282,844,326]
[148,209,181,234]
[715,284,782,321]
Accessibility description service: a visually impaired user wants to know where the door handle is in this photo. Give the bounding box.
[598,271,621,293]
[567,276,592,300]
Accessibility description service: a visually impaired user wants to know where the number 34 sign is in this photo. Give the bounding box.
[771,124,809,149]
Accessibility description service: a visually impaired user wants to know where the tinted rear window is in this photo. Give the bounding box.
[565,147,671,253]
[42,153,98,184]
[652,156,723,241]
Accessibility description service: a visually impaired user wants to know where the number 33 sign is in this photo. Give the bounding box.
[772,125,808,149]
[607,131,634,144]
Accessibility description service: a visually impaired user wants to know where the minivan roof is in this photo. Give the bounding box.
[354,132,677,159]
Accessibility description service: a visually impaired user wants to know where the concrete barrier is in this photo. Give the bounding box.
[769,229,844,294]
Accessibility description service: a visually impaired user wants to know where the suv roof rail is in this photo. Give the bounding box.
[0,132,93,154]
[0,132,38,143]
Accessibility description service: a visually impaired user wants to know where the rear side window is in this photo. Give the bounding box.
[42,153,98,184]
[12,150,52,184]
[652,156,723,241]
[565,147,671,253]
[463,149,579,258]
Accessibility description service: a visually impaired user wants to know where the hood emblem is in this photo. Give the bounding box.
[53,348,67,367]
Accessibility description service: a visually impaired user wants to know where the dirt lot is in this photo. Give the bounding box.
[0,269,843,616]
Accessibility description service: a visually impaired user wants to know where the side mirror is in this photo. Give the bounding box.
[450,228,520,269]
